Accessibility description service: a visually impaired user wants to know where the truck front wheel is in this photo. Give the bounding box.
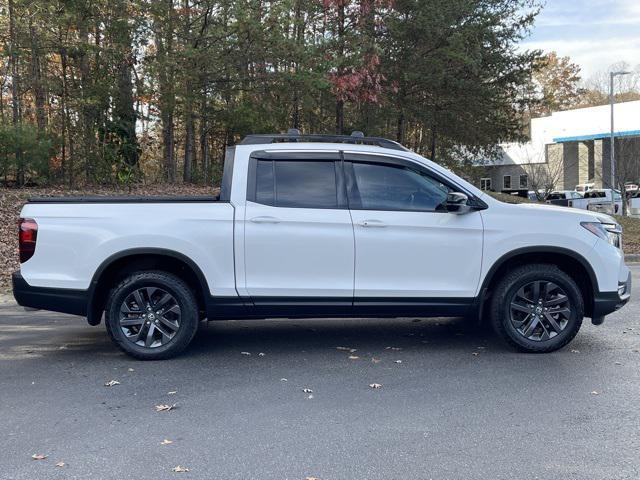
[490,264,584,353]
[105,271,199,360]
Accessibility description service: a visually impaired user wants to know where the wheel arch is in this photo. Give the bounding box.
[86,248,210,325]
[479,247,598,318]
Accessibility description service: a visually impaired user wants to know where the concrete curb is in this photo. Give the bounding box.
[625,255,640,264]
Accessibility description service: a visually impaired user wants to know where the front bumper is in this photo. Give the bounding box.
[591,271,631,323]
[12,271,87,316]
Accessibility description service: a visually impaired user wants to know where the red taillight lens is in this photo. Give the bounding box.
[19,218,38,263]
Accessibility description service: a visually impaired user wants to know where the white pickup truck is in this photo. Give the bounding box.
[13,133,631,359]
[570,189,623,215]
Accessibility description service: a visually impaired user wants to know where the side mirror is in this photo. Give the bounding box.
[446,192,471,214]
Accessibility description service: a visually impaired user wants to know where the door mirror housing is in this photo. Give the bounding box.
[445,192,471,214]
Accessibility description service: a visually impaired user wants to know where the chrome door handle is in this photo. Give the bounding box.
[359,220,386,228]
[250,216,281,224]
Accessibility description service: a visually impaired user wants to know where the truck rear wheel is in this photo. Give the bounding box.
[105,271,199,360]
[490,264,584,353]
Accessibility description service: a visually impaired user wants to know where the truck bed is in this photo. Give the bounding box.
[28,195,222,203]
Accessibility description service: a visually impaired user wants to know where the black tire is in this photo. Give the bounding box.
[105,271,199,360]
[490,263,584,353]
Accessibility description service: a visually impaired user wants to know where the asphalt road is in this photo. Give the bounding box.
[1,269,640,480]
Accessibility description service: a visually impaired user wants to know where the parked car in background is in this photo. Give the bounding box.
[576,183,595,194]
[625,183,639,195]
[572,189,623,215]
[545,190,583,207]
[629,191,640,217]
[527,190,547,202]
[12,132,631,359]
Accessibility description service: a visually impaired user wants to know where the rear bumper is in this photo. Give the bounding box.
[591,271,631,321]
[12,271,87,316]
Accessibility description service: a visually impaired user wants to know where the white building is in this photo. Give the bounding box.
[480,100,640,193]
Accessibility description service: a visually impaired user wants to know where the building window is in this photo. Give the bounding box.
[503,175,511,190]
[480,178,492,191]
[519,174,528,188]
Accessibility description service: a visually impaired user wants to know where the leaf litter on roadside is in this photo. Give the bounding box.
[172,465,189,473]
[55,461,65,467]
[369,383,383,389]
[104,379,120,387]
[161,439,173,445]
[155,403,177,412]
[31,454,47,460]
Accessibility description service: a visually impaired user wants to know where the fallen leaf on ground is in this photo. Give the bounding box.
[55,461,65,467]
[168,391,177,395]
[571,349,580,353]
[302,388,313,393]
[348,355,359,360]
[394,360,402,364]
[172,465,189,473]
[369,383,383,389]
[104,380,120,387]
[307,394,314,399]
[128,368,135,372]
[615,361,622,365]
[280,378,288,382]
[258,352,266,357]
[240,351,251,356]
[155,404,177,412]
[591,391,599,395]
[161,439,173,445]
[32,454,47,460]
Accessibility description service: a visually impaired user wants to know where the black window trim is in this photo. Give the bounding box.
[342,152,487,213]
[247,150,348,210]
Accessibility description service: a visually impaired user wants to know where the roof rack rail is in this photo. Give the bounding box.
[239,131,409,151]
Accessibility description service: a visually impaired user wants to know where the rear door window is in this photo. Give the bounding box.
[251,158,340,209]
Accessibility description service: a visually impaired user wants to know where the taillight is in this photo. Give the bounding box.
[19,218,38,263]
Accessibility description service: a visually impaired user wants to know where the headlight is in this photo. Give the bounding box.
[581,221,622,248]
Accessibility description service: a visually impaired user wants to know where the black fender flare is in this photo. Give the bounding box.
[86,248,211,325]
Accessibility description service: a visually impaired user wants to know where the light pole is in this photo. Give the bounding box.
[610,70,631,215]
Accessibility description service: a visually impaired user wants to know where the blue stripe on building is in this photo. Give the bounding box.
[553,130,640,143]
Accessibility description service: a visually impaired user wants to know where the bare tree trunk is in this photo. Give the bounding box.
[183,110,195,183]
[430,125,437,162]
[78,16,95,183]
[60,44,74,186]
[157,0,176,182]
[8,0,24,185]
[182,0,195,183]
[396,111,405,144]
[29,21,47,132]
[200,116,210,183]
[335,2,345,134]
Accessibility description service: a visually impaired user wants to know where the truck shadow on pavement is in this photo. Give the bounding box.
[0,304,508,362]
